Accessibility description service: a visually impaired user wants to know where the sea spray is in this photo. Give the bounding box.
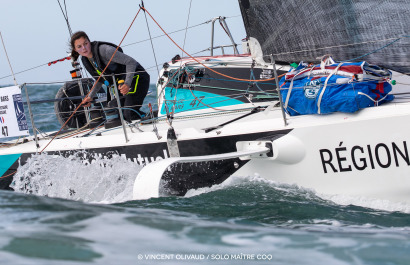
[11,152,143,203]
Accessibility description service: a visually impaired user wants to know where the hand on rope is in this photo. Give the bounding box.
[140,6,285,83]
[40,7,143,153]
[119,84,131,95]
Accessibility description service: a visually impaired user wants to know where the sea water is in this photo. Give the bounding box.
[1,84,410,264]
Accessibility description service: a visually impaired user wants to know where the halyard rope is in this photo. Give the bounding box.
[170,0,193,124]
[141,0,161,109]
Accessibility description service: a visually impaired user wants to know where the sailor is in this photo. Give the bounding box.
[70,31,150,121]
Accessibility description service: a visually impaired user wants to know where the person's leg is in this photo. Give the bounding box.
[123,73,150,121]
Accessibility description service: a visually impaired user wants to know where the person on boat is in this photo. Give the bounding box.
[70,31,150,121]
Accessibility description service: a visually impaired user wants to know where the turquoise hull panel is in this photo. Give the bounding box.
[160,88,243,115]
[0,153,22,176]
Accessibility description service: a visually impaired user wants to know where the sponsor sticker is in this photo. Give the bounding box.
[304,79,321,99]
[13,94,28,131]
[0,86,29,138]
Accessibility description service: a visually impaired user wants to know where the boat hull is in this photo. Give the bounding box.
[0,128,292,190]
[2,101,410,204]
[235,106,410,204]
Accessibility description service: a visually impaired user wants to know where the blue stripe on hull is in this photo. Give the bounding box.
[160,88,243,115]
[0,154,22,176]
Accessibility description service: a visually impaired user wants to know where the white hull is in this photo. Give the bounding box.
[132,99,410,203]
[235,102,410,204]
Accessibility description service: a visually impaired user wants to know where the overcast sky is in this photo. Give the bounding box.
[0,0,246,86]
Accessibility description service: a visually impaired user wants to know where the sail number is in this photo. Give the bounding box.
[1,126,8,137]
[190,96,205,108]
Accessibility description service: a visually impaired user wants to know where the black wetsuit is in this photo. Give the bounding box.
[81,41,150,121]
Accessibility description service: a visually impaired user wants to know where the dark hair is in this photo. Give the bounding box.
[70,31,90,61]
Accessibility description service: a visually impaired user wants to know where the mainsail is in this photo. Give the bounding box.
[238,0,410,74]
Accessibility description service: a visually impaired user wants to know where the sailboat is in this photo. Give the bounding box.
[0,0,409,204]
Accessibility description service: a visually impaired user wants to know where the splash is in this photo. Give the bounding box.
[11,152,143,203]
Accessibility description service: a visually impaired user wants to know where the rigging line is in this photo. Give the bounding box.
[162,102,262,121]
[181,0,193,62]
[267,37,406,57]
[342,37,405,62]
[250,68,276,97]
[0,30,233,82]
[158,60,186,125]
[64,0,73,35]
[171,0,193,125]
[219,19,230,37]
[56,1,67,21]
[191,44,238,55]
[0,62,52,80]
[0,32,18,86]
[0,171,16,180]
[122,21,209,47]
[141,1,161,109]
[40,7,143,153]
[41,90,265,121]
[141,7,284,83]
[203,106,264,133]
[225,14,242,19]
[201,76,275,85]
[56,0,72,36]
[160,71,274,120]
[121,16,240,48]
[61,0,72,35]
[157,65,189,126]
[187,82,239,111]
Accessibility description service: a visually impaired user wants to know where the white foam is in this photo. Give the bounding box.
[320,193,410,213]
[11,152,143,203]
